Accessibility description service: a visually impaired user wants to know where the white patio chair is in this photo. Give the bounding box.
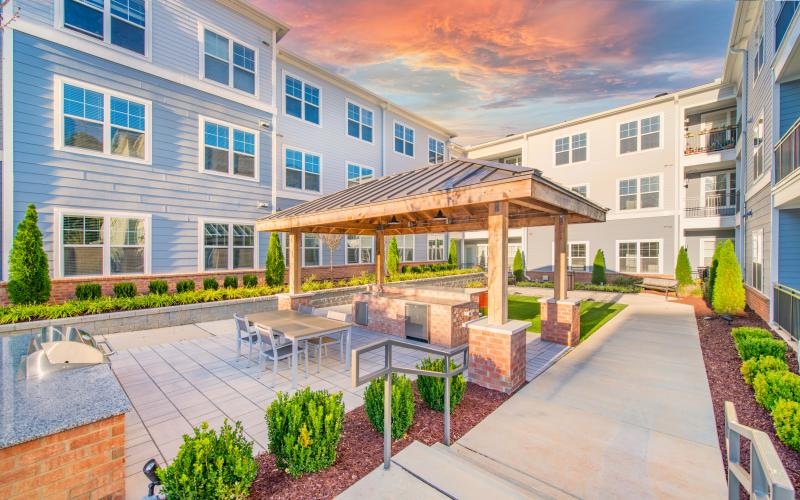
[234,314,258,361]
[255,325,308,387]
[307,310,350,373]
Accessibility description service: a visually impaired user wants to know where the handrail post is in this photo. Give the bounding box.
[725,406,741,500]
[383,343,392,470]
[444,354,451,445]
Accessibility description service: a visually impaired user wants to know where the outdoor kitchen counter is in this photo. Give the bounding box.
[373,291,472,306]
[0,334,130,449]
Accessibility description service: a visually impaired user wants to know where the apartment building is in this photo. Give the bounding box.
[0,0,454,298]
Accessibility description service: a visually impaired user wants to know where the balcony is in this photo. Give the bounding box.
[683,193,736,229]
[774,283,800,342]
[776,1,799,52]
[684,125,738,156]
[774,118,800,208]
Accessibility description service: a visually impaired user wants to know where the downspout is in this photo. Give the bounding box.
[730,45,748,273]
[270,31,278,215]
[380,103,387,177]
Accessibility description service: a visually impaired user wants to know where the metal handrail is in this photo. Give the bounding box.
[724,402,794,499]
[352,338,468,469]
[684,125,738,155]
[774,283,800,344]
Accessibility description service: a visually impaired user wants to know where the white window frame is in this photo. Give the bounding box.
[346,162,375,187]
[427,233,445,261]
[393,120,415,158]
[699,171,736,208]
[617,113,663,156]
[753,114,765,180]
[197,116,260,181]
[615,239,663,275]
[53,207,152,278]
[753,11,765,83]
[282,70,322,127]
[570,184,589,198]
[751,229,764,291]
[198,23,259,97]
[346,235,374,264]
[554,132,588,166]
[282,145,322,193]
[197,218,258,271]
[56,0,152,59]
[428,136,445,164]
[699,238,717,267]
[302,233,321,267]
[345,99,374,143]
[568,241,590,271]
[616,173,663,212]
[394,234,415,262]
[54,76,152,165]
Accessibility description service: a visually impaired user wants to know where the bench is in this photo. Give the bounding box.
[637,277,678,299]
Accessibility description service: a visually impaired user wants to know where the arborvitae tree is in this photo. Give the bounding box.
[706,241,724,301]
[386,237,400,276]
[591,249,606,285]
[512,249,525,282]
[675,246,693,286]
[712,240,746,315]
[265,232,285,287]
[8,204,51,304]
[448,240,458,266]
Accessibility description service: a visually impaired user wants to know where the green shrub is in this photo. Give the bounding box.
[401,265,410,274]
[242,274,258,288]
[265,232,285,287]
[416,357,467,413]
[591,249,606,285]
[611,276,640,286]
[411,266,422,274]
[512,249,525,282]
[176,279,195,293]
[364,374,415,439]
[301,275,334,292]
[753,370,800,411]
[731,326,773,345]
[75,283,102,301]
[772,400,800,452]
[736,337,787,362]
[148,280,168,295]
[266,388,344,477]
[113,282,137,298]
[387,237,400,276]
[157,420,257,500]
[8,204,51,304]
[675,246,693,287]
[711,240,745,315]
[448,239,458,266]
[224,276,238,289]
[204,278,219,290]
[464,279,486,288]
[741,355,788,385]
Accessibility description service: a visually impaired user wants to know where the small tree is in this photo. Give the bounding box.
[319,233,344,271]
[512,248,525,282]
[591,249,606,285]
[675,246,693,286]
[386,237,400,276]
[265,232,285,287]
[448,240,458,266]
[8,204,51,304]
[706,241,724,301]
[712,240,745,315]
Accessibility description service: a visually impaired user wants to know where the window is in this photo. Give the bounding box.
[303,234,320,266]
[202,119,257,179]
[347,163,374,187]
[59,80,148,161]
[63,0,147,55]
[701,239,732,267]
[571,184,588,197]
[285,75,320,125]
[617,240,661,274]
[285,148,320,191]
[395,235,414,262]
[347,235,373,264]
[618,175,660,210]
[640,116,660,150]
[555,137,570,165]
[347,102,373,142]
[427,234,444,261]
[753,116,764,179]
[620,121,638,154]
[703,172,736,207]
[555,133,587,165]
[752,230,763,291]
[202,29,255,94]
[620,116,660,154]
[394,122,414,157]
[569,243,587,270]
[754,33,765,81]
[498,154,521,165]
[203,222,255,270]
[428,137,445,164]
[61,211,147,276]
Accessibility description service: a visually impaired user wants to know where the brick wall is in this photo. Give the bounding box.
[467,324,526,394]
[0,414,125,499]
[745,285,770,322]
[540,298,581,346]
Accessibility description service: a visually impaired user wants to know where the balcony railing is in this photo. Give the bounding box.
[684,193,736,218]
[776,0,799,51]
[774,283,800,343]
[684,125,738,155]
[775,117,800,184]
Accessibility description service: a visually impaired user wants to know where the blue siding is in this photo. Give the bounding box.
[12,32,273,275]
[779,208,800,289]
[780,79,800,137]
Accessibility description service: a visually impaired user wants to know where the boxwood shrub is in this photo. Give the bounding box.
[266,388,344,477]
[364,374,415,439]
[75,283,101,301]
[224,276,238,289]
[176,279,195,293]
[148,280,168,295]
[113,281,137,298]
[203,278,219,290]
[416,357,466,413]
[735,337,787,362]
[242,274,258,288]
[157,420,257,499]
[772,400,800,452]
[753,370,800,411]
[731,326,773,346]
[741,355,788,386]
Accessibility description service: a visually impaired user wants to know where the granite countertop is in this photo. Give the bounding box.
[0,334,130,449]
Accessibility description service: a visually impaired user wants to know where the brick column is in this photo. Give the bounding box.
[467,318,529,394]
[539,297,581,346]
[277,292,314,311]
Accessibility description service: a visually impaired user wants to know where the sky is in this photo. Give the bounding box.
[256,0,734,146]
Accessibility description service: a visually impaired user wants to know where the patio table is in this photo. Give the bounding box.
[248,310,352,390]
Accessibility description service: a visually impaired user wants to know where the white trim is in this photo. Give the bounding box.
[615,238,664,275]
[197,21,260,99]
[427,135,445,164]
[345,98,375,144]
[426,233,445,261]
[568,241,590,270]
[53,207,153,278]
[301,233,322,267]
[392,234,415,263]
[281,69,322,128]
[615,112,665,157]
[699,237,716,267]
[281,144,323,194]
[345,234,375,265]
[392,120,416,159]
[2,26,15,280]
[197,115,260,182]
[750,228,764,292]
[745,172,771,200]
[197,217,259,272]
[344,161,375,188]
[615,172,664,213]
[552,131,589,167]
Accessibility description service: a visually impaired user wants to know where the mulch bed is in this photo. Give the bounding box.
[680,296,800,492]
[250,383,509,499]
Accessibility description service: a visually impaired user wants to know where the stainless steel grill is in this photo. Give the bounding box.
[18,327,114,379]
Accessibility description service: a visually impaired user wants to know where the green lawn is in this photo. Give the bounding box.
[507,295,627,341]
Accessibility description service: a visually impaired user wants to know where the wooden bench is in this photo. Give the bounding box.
[637,277,678,299]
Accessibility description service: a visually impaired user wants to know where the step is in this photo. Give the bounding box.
[392,441,531,499]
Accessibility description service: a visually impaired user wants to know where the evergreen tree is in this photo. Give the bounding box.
[448,240,458,266]
[512,248,525,282]
[265,233,285,287]
[8,204,51,304]
[712,240,745,315]
[591,249,606,285]
[675,246,693,286]
[706,241,724,301]
[386,237,400,276]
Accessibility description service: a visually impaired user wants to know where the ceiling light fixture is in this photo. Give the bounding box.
[433,210,447,221]
[388,215,400,225]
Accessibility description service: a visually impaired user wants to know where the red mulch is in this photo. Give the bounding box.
[683,297,800,492]
[250,383,509,499]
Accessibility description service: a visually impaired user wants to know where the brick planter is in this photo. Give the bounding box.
[466,318,529,394]
[539,297,582,346]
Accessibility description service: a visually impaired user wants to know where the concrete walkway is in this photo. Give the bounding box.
[342,296,727,499]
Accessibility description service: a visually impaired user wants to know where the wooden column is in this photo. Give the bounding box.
[288,229,302,295]
[554,214,568,301]
[487,201,508,325]
[375,229,384,292]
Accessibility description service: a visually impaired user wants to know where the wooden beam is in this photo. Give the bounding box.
[510,198,564,214]
[487,200,508,325]
[288,229,302,295]
[375,229,385,292]
[553,215,568,301]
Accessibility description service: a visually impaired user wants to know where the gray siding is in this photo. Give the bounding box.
[746,1,775,189]
[744,185,772,292]
[684,229,735,268]
[779,79,800,137]
[778,208,800,288]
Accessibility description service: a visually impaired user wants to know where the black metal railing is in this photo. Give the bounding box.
[775,117,800,184]
[774,283,800,343]
[684,194,736,218]
[684,125,738,155]
[776,1,800,51]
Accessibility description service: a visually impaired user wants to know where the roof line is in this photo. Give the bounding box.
[225,0,291,40]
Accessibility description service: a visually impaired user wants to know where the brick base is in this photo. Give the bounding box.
[745,285,770,322]
[467,318,528,394]
[277,293,314,311]
[0,414,125,499]
[539,297,581,346]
